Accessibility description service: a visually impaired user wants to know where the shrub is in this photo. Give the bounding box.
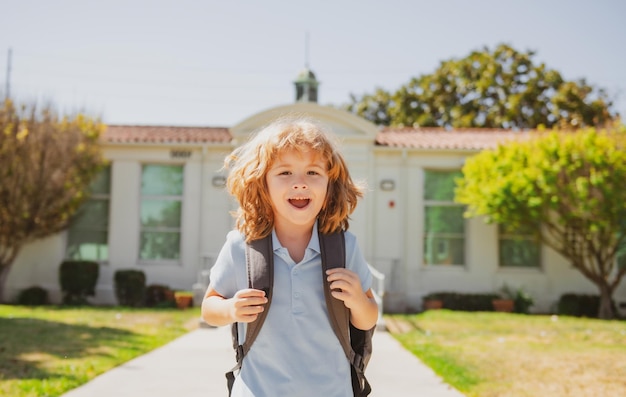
[423,292,499,312]
[59,260,99,305]
[17,286,49,305]
[145,284,175,308]
[114,270,146,307]
[513,288,534,314]
[558,293,601,317]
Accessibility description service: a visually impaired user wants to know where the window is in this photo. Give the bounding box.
[140,164,184,261]
[66,166,111,261]
[617,240,626,271]
[498,224,541,268]
[423,170,464,265]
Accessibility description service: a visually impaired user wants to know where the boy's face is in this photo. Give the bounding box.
[266,148,329,232]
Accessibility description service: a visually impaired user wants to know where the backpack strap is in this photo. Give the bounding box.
[320,230,372,397]
[319,231,358,367]
[226,235,274,395]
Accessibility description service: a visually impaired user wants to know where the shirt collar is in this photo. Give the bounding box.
[271,221,321,254]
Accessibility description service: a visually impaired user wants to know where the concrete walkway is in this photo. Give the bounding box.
[62,324,465,397]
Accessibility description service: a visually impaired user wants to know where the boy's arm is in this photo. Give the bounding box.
[201,287,268,327]
[326,269,379,330]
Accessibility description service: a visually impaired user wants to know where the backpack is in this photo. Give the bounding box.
[226,230,374,397]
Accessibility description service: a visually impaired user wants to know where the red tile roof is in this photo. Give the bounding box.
[103,125,232,144]
[102,124,533,150]
[376,127,533,150]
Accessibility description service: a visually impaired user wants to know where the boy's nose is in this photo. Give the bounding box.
[292,181,308,190]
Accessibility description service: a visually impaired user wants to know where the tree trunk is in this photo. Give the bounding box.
[597,283,615,320]
[0,262,13,304]
[0,244,20,304]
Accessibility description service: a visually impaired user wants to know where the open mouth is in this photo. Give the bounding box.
[288,198,311,209]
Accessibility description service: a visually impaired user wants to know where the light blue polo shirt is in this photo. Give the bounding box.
[209,223,373,397]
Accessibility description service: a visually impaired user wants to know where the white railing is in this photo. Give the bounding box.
[368,263,386,330]
[192,253,218,306]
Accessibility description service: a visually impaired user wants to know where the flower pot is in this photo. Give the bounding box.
[174,294,193,309]
[423,299,443,310]
[492,299,514,312]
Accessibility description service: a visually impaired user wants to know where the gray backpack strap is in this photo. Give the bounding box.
[226,235,274,395]
[320,230,373,397]
[319,231,355,364]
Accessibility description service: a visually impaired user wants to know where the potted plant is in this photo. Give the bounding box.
[174,291,194,309]
[492,284,515,312]
[513,287,534,314]
[422,293,444,310]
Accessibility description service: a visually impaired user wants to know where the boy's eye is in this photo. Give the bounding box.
[307,171,319,175]
[279,171,291,175]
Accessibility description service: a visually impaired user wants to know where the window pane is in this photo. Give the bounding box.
[424,170,462,201]
[67,230,108,261]
[72,199,109,229]
[424,236,464,265]
[500,238,540,268]
[91,166,111,195]
[425,206,465,234]
[618,254,626,271]
[141,165,183,196]
[140,231,181,260]
[617,242,626,270]
[66,165,110,261]
[140,200,181,228]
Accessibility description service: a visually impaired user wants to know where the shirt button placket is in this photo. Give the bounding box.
[292,267,303,314]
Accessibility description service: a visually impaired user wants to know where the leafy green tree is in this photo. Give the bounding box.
[0,100,105,302]
[345,88,393,126]
[345,44,617,129]
[456,126,626,319]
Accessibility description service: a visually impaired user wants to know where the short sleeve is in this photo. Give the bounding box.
[343,231,373,292]
[208,230,247,298]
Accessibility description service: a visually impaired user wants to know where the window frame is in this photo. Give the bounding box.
[65,165,111,263]
[497,224,542,269]
[422,169,466,266]
[138,163,185,265]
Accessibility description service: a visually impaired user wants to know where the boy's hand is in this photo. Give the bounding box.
[229,289,267,323]
[326,268,368,310]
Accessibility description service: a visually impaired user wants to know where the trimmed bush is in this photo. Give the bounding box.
[17,286,49,305]
[513,289,534,314]
[114,270,146,307]
[145,284,176,308]
[558,293,600,317]
[423,292,499,312]
[59,260,99,305]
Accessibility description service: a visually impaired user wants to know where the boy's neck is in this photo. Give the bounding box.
[274,221,314,264]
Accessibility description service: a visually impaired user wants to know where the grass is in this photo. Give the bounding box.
[387,310,626,397]
[0,305,200,397]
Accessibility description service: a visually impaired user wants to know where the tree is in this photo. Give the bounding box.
[345,88,393,126]
[455,125,626,319]
[0,100,105,302]
[345,44,617,129]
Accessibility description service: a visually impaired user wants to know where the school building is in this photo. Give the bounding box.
[5,69,626,314]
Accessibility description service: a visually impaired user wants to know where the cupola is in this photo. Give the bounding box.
[293,68,319,103]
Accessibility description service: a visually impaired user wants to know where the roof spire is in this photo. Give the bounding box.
[305,31,310,69]
[294,31,319,103]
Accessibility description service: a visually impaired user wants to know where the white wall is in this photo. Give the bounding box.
[367,148,626,314]
[5,106,626,315]
[5,144,236,304]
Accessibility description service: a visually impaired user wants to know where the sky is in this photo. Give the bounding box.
[1,0,625,127]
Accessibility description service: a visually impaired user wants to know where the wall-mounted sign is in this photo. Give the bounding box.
[170,150,192,159]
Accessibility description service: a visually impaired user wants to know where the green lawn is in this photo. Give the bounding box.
[387,310,626,397]
[4,305,625,397]
[0,305,199,397]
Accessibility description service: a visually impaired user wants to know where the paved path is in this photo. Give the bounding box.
[62,324,465,397]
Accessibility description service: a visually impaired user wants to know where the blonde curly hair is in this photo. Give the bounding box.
[225,117,363,242]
